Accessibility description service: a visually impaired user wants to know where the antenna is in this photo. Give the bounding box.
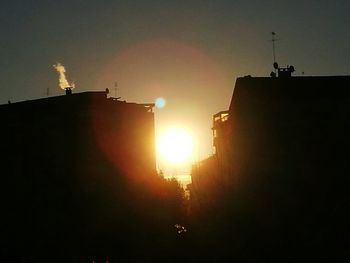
[271,32,280,73]
[114,81,118,98]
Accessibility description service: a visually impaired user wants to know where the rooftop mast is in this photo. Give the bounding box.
[271,32,279,66]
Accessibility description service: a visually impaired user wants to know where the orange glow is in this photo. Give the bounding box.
[97,39,230,175]
[157,128,194,165]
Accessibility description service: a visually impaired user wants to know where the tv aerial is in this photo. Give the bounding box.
[271,32,280,65]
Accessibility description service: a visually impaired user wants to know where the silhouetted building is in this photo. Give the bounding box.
[193,74,350,190]
[0,91,156,257]
[191,75,350,257]
[1,90,156,179]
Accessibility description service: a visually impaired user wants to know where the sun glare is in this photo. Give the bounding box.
[157,128,194,164]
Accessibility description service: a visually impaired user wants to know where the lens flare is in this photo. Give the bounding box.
[155,97,166,108]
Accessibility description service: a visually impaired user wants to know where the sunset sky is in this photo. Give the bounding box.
[1,0,350,177]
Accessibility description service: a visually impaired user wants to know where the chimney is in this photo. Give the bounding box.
[65,87,72,95]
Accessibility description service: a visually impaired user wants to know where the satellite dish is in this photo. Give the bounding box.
[273,62,279,69]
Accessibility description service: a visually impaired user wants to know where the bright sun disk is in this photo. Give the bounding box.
[157,128,194,164]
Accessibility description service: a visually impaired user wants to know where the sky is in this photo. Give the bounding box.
[1,0,350,176]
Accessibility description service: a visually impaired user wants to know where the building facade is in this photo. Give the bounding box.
[191,75,350,214]
[0,90,156,256]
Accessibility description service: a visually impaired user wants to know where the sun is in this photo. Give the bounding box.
[157,128,194,164]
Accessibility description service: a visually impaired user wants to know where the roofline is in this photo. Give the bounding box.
[1,91,107,107]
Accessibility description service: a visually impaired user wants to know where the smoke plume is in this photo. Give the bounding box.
[53,63,75,89]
